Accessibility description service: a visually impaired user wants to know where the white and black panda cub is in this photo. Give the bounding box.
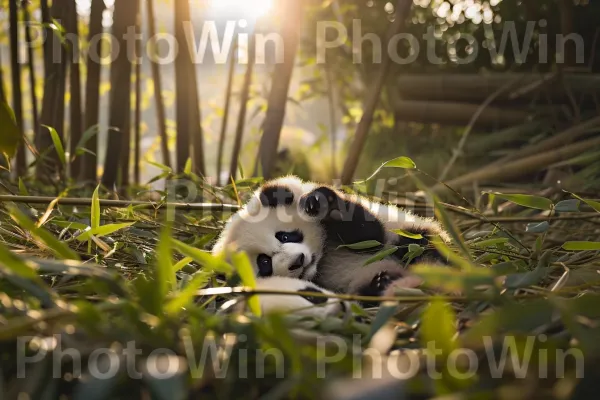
[212,176,449,315]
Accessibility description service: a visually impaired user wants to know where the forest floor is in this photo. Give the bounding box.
[1,166,600,399]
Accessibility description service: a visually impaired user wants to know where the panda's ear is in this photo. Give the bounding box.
[258,185,295,208]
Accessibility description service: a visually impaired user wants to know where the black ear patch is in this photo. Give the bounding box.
[299,286,328,305]
[260,185,294,207]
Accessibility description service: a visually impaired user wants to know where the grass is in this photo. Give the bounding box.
[1,164,600,400]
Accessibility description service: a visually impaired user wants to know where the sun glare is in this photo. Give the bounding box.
[209,0,274,20]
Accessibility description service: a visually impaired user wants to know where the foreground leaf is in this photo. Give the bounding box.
[562,241,600,251]
[231,252,261,317]
[490,193,553,210]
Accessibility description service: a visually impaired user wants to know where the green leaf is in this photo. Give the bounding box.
[413,264,495,293]
[0,243,42,281]
[562,241,600,251]
[44,125,66,165]
[172,239,232,275]
[525,221,550,234]
[359,156,416,182]
[570,192,600,213]
[0,102,22,159]
[402,243,424,264]
[74,125,99,155]
[472,238,510,248]
[504,251,551,289]
[184,158,192,175]
[173,257,193,272]
[489,192,553,210]
[155,224,175,304]
[421,299,458,357]
[75,223,135,242]
[364,246,399,265]
[146,160,173,173]
[383,156,417,169]
[336,240,382,250]
[555,199,580,212]
[9,206,80,261]
[165,272,211,315]
[17,178,28,195]
[91,185,100,230]
[391,228,423,240]
[231,252,261,316]
[365,302,398,342]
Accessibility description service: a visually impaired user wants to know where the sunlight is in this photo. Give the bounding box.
[209,0,273,20]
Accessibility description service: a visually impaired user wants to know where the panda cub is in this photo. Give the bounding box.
[212,176,449,313]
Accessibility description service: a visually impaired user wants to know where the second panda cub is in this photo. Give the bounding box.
[213,176,449,299]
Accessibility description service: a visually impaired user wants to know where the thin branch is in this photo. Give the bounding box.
[0,195,240,211]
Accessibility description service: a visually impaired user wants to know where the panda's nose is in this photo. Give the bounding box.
[289,254,305,271]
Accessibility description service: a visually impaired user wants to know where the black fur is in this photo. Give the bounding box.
[301,186,386,246]
[389,227,446,264]
[260,185,294,207]
[299,286,329,305]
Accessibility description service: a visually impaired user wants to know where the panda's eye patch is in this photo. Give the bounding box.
[275,230,304,243]
[256,254,273,276]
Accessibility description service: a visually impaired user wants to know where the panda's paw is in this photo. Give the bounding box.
[302,187,339,219]
[372,271,393,292]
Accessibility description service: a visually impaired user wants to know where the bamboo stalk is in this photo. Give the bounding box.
[81,0,105,182]
[66,0,83,178]
[9,0,25,175]
[146,0,171,169]
[257,0,304,179]
[434,135,600,192]
[216,38,237,186]
[0,195,240,211]
[491,115,600,165]
[229,35,256,180]
[341,0,413,184]
[134,2,142,185]
[22,0,39,140]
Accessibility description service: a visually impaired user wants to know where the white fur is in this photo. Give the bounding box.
[212,178,325,279]
[253,276,347,318]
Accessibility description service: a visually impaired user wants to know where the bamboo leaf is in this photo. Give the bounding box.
[165,272,212,315]
[18,178,29,196]
[525,221,550,233]
[173,257,193,272]
[9,206,80,261]
[155,224,175,303]
[91,185,101,230]
[569,192,600,213]
[364,246,399,266]
[359,156,416,182]
[231,252,261,317]
[391,228,423,239]
[489,192,553,210]
[562,241,600,251]
[336,240,382,250]
[421,299,458,357]
[146,159,172,173]
[555,199,580,212]
[44,125,66,165]
[472,237,510,248]
[76,223,135,242]
[172,239,232,275]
